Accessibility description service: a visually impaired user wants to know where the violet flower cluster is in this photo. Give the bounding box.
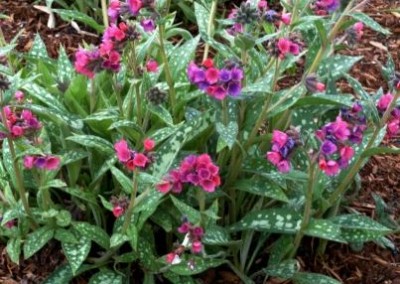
[107,0,156,30]
[157,154,221,194]
[187,59,243,100]
[377,93,400,137]
[0,91,41,140]
[114,138,155,171]
[312,0,340,15]
[266,130,299,173]
[23,155,61,171]
[316,103,367,176]
[166,221,205,264]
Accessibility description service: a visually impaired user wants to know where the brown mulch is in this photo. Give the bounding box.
[1,0,400,284]
[0,0,99,58]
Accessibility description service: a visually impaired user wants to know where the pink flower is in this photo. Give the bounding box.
[277,160,290,173]
[128,0,142,15]
[192,226,204,238]
[388,119,400,135]
[319,159,340,176]
[108,0,120,23]
[266,152,282,165]
[45,156,60,170]
[258,0,268,10]
[205,68,220,84]
[277,38,291,57]
[316,82,326,92]
[178,222,191,233]
[156,180,172,194]
[112,205,124,218]
[340,146,354,161]
[141,19,155,32]
[23,156,35,169]
[377,93,393,111]
[202,58,214,68]
[11,125,23,137]
[191,241,203,254]
[281,13,291,25]
[331,117,350,141]
[145,59,158,73]
[114,140,131,162]
[166,252,177,264]
[272,130,288,148]
[133,153,148,168]
[143,138,155,151]
[14,91,24,102]
[354,22,364,32]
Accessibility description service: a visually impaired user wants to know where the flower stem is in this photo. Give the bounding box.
[101,0,109,28]
[203,0,218,61]
[122,169,139,233]
[90,79,96,113]
[158,25,177,116]
[289,163,316,258]
[127,41,142,124]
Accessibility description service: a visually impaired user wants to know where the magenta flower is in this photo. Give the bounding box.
[114,138,154,171]
[112,205,125,218]
[377,93,393,112]
[319,159,340,176]
[128,0,142,15]
[108,0,121,23]
[114,140,131,162]
[145,59,158,73]
[23,155,60,171]
[23,156,35,169]
[205,68,220,84]
[143,138,155,151]
[277,38,291,57]
[141,19,155,32]
[45,156,61,170]
[267,130,298,173]
[191,241,203,254]
[281,13,291,25]
[74,48,100,78]
[258,0,268,10]
[14,91,24,102]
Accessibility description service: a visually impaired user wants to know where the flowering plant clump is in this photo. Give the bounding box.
[0,0,399,282]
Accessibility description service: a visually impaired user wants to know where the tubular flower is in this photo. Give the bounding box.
[376,93,400,137]
[114,138,155,171]
[23,155,61,171]
[266,129,299,173]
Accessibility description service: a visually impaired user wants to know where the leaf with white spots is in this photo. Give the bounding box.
[230,209,302,233]
[24,226,54,259]
[7,237,21,264]
[110,233,129,248]
[89,270,123,284]
[268,85,307,117]
[235,178,289,202]
[331,214,392,243]
[168,256,226,276]
[110,166,132,194]
[350,12,391,35]
[73,222,110,249]
[171,195,201,224]
[62,236,91,275]
[169,35,200,79]
[268,236,295,265]
[23,83,66,111]
[293,272,341,284]
[216,121,238,149]
[27,34,50,61]
[305,219,346,243]
[66,135,114,155]
[149,105,174,126]
[318,55,362,80]
[57,46,74,82]
[42,264,74,284]
[203,225,232,245]
[263,259,299,279]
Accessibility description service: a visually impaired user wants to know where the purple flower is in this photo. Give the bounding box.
[230,68,244,81]
[227,81,242,96]
[321,140,337,155]
[141,19,155,32]
[219,69,231,82]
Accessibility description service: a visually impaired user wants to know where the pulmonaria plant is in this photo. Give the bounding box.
[312,0,340,15]
[377,93,400,136]
[166,221,205,264]
[316,103,367,176]
[187,59,243,100]
[157,154,221,194]
[305,74,326,93]
[270,38,301,59]
[266,129,300,173]
[114,138,155,170]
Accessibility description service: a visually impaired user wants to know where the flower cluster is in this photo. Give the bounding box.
[316,103,367,176]
[266,129,299,173]
[114,138,155,171]
[110,195,129,218]
[157,154,221,194]
[312,0,340,15]
[166,221,205,264]
[0,93,41,140]
[305,74,326,93]
[346,22,364,46]
[187,59,243,100]
[274,38,301,59]
[376,93,400,136]
[23,155,61,171]
[107,0,156,30]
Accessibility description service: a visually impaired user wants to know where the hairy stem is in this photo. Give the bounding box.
[203,0,218,61]
[122,169,139,233]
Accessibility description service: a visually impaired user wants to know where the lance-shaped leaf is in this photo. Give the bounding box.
[293,272,341,284]
[24,226,54,259]
[66,135,114,155]
[235,178,289,202]
[73,222,110,249]
[263,259,299,279]
[171,195,201,224]
[62,236,91,275]
[89,270,123,284]
[230,209,302,233]
[168,257,226,276]
[350,12,390,35]
[305,219,346,243]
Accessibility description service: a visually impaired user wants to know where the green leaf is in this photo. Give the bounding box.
[23,83,65,111]
[263,259,298,279]
[89,270,123,284]
[108,120,144,137]
[7,237,21,264]
[57,46,74,82]
[110,233,129,248]
[62,236,91,275]
[74,222,110,249]
[83,108,119,122]
[203,225,231,245]
[66,135,114,155]
[127,224,138,251]
[294,94,354,108]
[350,12,391,35]
[169,35,200,79]
[331,214,392,242]
[293,272,341,284]
[149,105,174,126]
[235,178,289,202]
[170,195,201,224]
[318,55,363,80]
[52,9,103,32]
[56,210,72,227]
[110,166,132,194]
[54,229,79,244]
[361,146,400,158]
[230,209,301,233]
[169,257,225,276]
[24,226,54,259]
[43,264,74,284]
[61,150,88,165]
[28,34,49,61]
[2,140,17,188]
[305,219,346,243]
[194,2,210,40]
[216,121,238,149]
[268,236,294,266]
[268,85,307,117]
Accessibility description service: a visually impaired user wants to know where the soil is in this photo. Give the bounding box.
[0,0,400,283]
